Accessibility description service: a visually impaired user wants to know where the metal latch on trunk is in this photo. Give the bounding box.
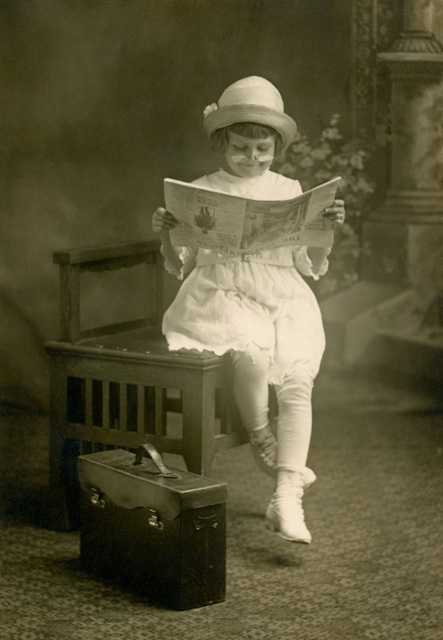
[193,514,218,530]
[147,508,164,530]
[90,487,106,508]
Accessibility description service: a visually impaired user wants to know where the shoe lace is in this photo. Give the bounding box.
[249,429,277,467]
[272,487,306,525]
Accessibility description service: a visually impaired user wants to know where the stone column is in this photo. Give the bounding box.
[363,0,443,307]
[404,0,434,32]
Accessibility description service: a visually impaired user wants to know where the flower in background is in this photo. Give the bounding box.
[274,114,375,298]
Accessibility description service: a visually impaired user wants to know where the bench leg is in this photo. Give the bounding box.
[181,374,217,476]
[48,357,79,530]
[49,430,80,530]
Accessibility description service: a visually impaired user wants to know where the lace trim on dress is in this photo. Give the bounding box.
[160,245,197,280]
[294,246,330,281]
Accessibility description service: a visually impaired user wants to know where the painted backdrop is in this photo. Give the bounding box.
[2,0,357,410]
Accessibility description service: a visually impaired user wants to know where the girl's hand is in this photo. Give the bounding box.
[152,207,178,234]
[322,199,345,225]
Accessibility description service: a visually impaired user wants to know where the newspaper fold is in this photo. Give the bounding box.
[164,176,342,255]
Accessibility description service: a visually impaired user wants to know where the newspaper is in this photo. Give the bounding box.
[164,176,341,255]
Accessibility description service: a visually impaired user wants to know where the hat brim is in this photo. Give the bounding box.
[203,104,297,149]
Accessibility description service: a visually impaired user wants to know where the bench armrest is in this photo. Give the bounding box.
[53,240,160,267]
[55,240,164,342]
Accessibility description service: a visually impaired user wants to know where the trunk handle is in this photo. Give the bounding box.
[134,442,179,479]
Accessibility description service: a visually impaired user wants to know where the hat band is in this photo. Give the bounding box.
[203,104,297,149]
[219,86,284,111]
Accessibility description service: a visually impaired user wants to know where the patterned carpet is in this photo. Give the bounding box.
[1,370,442,640]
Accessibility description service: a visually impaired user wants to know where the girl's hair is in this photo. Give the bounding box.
[210,122,283,156]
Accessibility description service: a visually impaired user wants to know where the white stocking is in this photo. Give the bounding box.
[231,347,269,433]
[275,369,314,473]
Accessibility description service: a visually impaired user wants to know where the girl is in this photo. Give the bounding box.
[152,77,345,544]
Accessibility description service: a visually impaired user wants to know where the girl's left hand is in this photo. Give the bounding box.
[322,199,345,225]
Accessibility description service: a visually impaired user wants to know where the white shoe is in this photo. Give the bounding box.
[249,428,316,490]
[249,426,277,477]
[303,467,316,489]
[265,471,312,544]
[250,449,317,491]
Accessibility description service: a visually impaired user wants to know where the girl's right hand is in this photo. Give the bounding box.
[152,207,178,235]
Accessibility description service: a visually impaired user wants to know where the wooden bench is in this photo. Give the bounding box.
[46,240,247,529]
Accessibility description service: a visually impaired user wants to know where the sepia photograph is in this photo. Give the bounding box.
[1,1,442,638]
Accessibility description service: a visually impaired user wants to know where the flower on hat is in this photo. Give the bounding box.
[203,103,218,118]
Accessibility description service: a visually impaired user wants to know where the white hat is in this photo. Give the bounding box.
[203,76,297,149]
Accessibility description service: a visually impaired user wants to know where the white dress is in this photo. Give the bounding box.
[162,168,328,385]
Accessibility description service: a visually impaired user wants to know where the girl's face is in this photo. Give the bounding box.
[224,131,276,178]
